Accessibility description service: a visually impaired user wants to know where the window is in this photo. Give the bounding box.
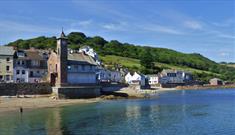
[22,70,25,74]
[6,58,10,62]
[6,66,10,71]
[31,60,40,66]
[30,71,33,77]
[90,65,92,70]
[82,65,85,71]
[17,70,20,74]
[37,71,40,74]
[17,61,20,65]
[6,75,10,81]
[22,61,25,65]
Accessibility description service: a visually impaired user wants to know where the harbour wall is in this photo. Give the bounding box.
[0,83,52,96]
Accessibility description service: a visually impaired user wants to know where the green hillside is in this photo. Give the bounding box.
[100,55,223,83]
[5,32,235,83]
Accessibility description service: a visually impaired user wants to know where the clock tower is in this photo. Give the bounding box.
[56,30,68,86]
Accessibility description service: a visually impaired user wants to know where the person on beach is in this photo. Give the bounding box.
[20,107,23,113]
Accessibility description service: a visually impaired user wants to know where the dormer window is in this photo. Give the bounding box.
[6,58,10,62]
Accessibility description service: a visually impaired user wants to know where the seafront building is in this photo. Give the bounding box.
[159,69,193,84]
[210,78,223,86]
[97,69,122,83]
[13,48,48,83]
[0,46,15,82]
[146,74,159,85]
[125,72,146,85]
[46,31,101,98]
[47,31,98,86]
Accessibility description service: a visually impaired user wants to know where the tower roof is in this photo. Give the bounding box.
[61,31,66,38]
[58,29,68,40]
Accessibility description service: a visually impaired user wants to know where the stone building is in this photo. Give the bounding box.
[0,46,15,82]
[47,31,98,86]
[210,78,223,86]
[47,31,100,98]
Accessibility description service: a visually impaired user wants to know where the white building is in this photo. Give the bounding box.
[79,46,101,65]
[14,49,48,83]
[125,72,146,86]
[147,74,159,85]
[159,69,193,84]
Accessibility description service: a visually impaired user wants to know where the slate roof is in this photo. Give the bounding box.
[0,46,15,56]
[16,50,44,60]
[68,52,97,66]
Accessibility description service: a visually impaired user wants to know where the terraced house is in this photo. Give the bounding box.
[0,46,15,82]
[13,48,48,83]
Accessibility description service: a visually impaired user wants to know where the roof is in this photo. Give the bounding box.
[16,50,44,60]
[146,74,159,77]
[58,30,67,40]
[68,52,97,65]
[210,78,222,81]
[0,46,15,56]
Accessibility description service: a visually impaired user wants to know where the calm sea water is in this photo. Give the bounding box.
[0,89,235,135]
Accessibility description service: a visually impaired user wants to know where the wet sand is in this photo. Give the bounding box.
[0,96,100,114]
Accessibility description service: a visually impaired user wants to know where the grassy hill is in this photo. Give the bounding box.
[5,32,235,83]
[100,55,223,82]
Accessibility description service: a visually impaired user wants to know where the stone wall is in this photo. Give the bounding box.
[53,86,101,99]
[101,84,128,92]
[0,83,52,96]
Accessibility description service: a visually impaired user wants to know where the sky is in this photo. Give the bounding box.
[0,0,234,62]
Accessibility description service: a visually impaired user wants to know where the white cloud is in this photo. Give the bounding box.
[0,20,55,33]
[184,20,203,30]
[78,20,93,27]
[142,24,184,35]
[102,22,127,31]
[219,52,230,57]
[212,18,235,27]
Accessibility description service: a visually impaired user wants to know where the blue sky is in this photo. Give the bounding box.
[0,0,234,62]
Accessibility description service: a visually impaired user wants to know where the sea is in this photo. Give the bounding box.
[0,89,235,135]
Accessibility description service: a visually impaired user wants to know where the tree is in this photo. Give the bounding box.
[140,48,154,71]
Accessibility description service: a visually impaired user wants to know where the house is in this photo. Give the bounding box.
[79,46,101,65]
[0,46,15,82]
[97,69,111,83]
[47,31,98,86]
[146,74,159,85]
[110,70,122,83]
[97,69,122,83]
[13,48,48,83]
[210,78,223,86]
[125,72,146,86]
[159,69,193,84]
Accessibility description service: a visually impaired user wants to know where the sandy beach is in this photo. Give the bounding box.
[0,96,100,114]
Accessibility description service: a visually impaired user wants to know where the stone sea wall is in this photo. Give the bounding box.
[0,83,52,96]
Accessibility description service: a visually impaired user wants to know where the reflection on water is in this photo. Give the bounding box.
[0,89,235,135]
[46,108,63,135]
